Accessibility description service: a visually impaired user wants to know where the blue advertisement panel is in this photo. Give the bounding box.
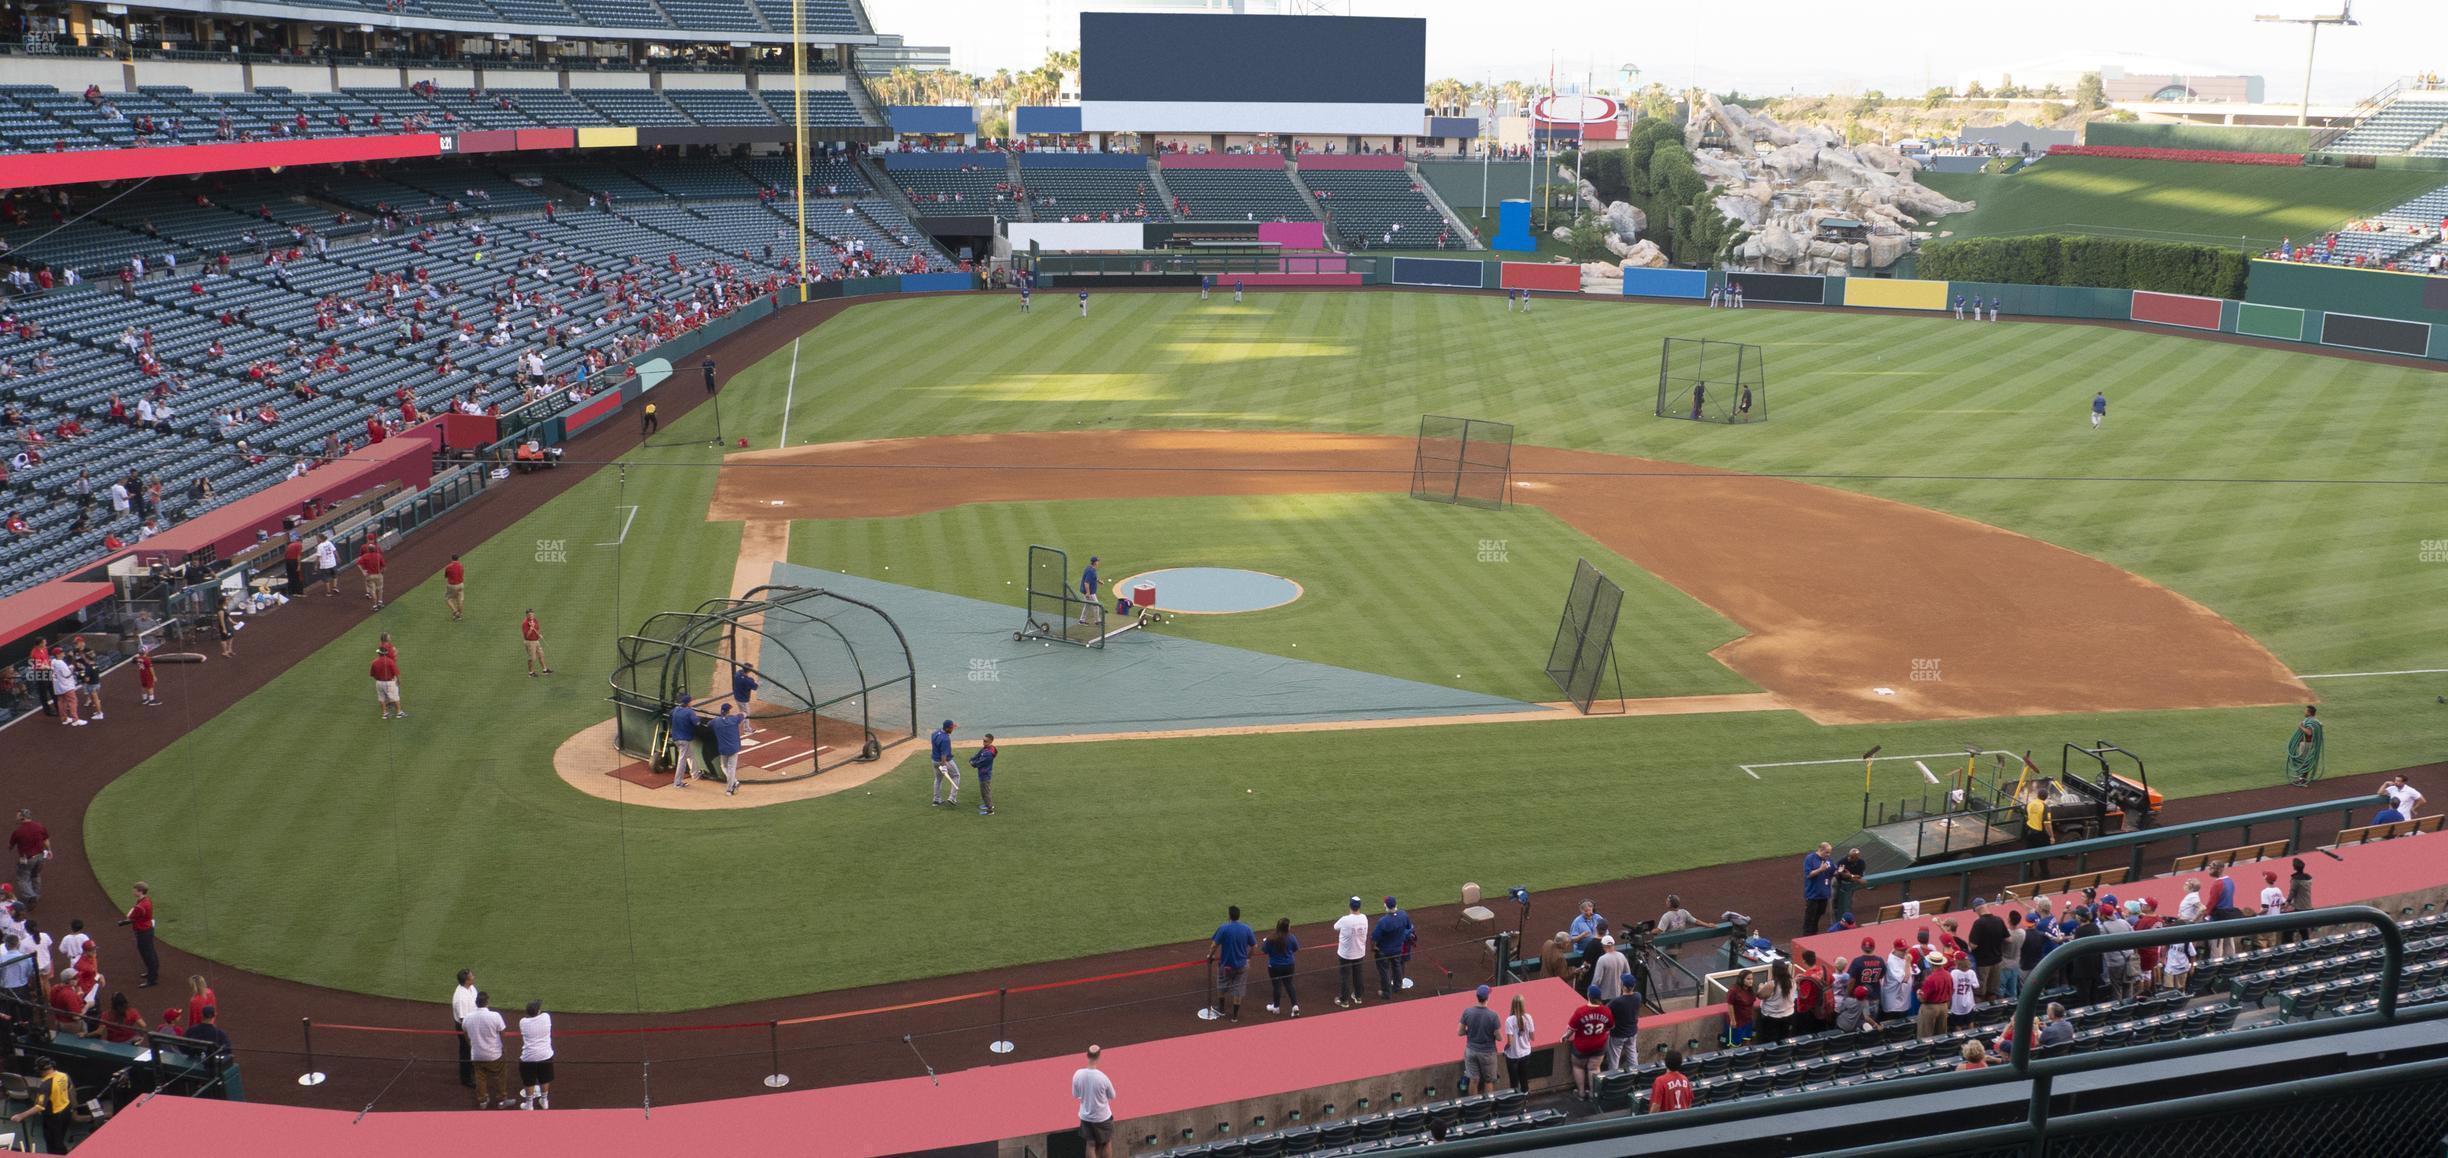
[1620,267,1707,300]
[899,272,975,294]
[1389,257,1485,288]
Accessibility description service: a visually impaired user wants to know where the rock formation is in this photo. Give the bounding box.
[1683,94,1974,275]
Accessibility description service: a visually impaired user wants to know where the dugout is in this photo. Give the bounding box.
[608,585,915,782]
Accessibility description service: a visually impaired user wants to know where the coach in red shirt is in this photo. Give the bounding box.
[118,882,159,987]
[282,534,305,595]
[371,644,404,720]
[358,544,386,608]
[443,554,465,620]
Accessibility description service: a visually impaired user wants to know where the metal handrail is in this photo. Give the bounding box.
[1862,793,2387,905]
[1400,907,2445,1158]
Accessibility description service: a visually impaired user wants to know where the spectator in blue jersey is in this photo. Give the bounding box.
[708,703,744,796]
[970,733,998,816]
[929,719,960,807]
[1802,842,1837,935]
[730,663,759,736]
[1261,917,1300,1016]
[1374,897,1414,1001]
[1207,905,1256,1022]
[1076,555,1101,626]
[666,695,699,788]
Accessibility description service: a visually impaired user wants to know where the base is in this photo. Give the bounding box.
[762,1074,791,1089]
[1195,1006,1221,1022]
[988,1040,1015,1054]
[297,1072,327,1087]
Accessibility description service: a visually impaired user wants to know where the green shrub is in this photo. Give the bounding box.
[1917,234,2248,298]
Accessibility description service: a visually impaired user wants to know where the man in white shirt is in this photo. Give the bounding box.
[108,481,130,516]
[463,990,510,1109]
[450,969,478,1090]
[2388,776,2427,817]
[517,1000,554,1109]
[1334,896,1371,1008]
[314,533,340,598]
[49,655,84,725]
[57,921,91,969]
[1070,1044,1116,1158]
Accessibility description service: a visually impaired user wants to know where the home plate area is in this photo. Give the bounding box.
[603,711,872,789]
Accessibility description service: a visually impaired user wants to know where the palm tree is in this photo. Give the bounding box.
[1499,79,1526,117]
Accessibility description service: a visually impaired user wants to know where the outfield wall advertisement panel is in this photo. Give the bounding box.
[2236,302,2306,341]
[1390,257,1485,288]
[1725,272,1824,304]
[2319,311,2431,357]
[1620,267,1708,300]
[1499,262,1582,292]
[1841,277,1951,311]
[2130,290,2225,330]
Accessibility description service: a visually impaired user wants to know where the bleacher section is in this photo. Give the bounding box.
[37,0,860,35]
[1162,165,1318,223]
[883,155,1025,220]
[2327,92,2448,156]
[0,80,881,153]
[1299,167,1460,249]
[1016,160,1170,223]
[0,155,948,596]
[2299,182,2448,270]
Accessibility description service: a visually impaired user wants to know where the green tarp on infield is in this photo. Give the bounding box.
[768,561,1542,738]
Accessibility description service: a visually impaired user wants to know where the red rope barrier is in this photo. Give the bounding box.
[774,989,998,1027]
[1005,958,1204,995]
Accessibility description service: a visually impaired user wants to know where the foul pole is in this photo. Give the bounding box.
[791,0,809,301]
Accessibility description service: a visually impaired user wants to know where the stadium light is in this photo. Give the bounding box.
[2256,1,2358,127]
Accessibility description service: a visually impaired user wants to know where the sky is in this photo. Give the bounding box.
[864,0,2448,104]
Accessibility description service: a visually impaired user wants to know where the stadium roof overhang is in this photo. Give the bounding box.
[112,0,876,48]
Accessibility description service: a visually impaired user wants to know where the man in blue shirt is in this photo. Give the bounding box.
[2373,802,2408,826]
[1207,905,1257,1021]
[2091,392,2107,430]
[1373,897,1414,1000]
[1077,555,1101,626]
[970,733,998,816]
[730,663,759,736]
[666,695,699,788]
[929,719,959,807]
[1568,899,1607,963]
[1802,842,1836,935]
[708,703,745,796]
[1078,289,1089,318]
[1201,274,1212,301]
[1019,284,1031,313]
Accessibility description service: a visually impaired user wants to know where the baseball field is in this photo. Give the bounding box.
[84,289,2448,1013]
[1914,154,2448,247]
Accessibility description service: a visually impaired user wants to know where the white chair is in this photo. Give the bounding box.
[1458,882,1497,932]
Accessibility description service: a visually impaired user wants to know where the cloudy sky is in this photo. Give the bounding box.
[865,0,2444,103]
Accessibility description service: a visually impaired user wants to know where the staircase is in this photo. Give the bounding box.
[1145,158,1179,220]
[1408,160,1484,251]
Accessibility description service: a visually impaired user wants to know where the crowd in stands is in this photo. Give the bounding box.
[0,151,953,596]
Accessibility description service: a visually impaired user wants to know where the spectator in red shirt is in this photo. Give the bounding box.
[522,609,550,677]
[357,543,386,608]
[118,881,159,987]
[185,974,217,1029]
[1566,984,1612,1101]
[9,808,49,903]
[1650,1049,1695,1112]
[443,554,465,620]
[135,649,158,706]
[1723,970,1759,1045]
[101,992,148,1044]
[371,644,404,720]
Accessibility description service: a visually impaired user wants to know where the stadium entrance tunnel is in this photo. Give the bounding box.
[1116,567,1303,614]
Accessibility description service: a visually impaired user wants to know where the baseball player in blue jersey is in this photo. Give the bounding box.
[2091,391,2107,430]
[1078,290,1089,317]
[929,719,960,806]
[1020,284,1031,313]
[1234,278,1244,304]
[666,695,699,788]
[1201,274,1213,301]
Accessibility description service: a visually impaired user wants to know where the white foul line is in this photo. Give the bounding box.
[778,334,802,450]
[2298,668,2448,680]
[1737,749,2015,781]
[596,504,639,547]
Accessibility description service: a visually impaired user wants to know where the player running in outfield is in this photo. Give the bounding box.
[1078,290,1089,317]
[1077,555,1101,625]
[1020,284,1031,313]
[1522,288,1533,314]
[2091,391,2107,430]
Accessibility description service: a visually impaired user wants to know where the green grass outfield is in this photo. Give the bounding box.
[1916,156,2448,248]
[85,291,2448,1011]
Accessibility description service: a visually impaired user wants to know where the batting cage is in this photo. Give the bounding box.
[1016,544,1152,649]
[1544,558,1626,715]
[609,585,916,782]
[1408,414,1515,510]
[1656,337,1767,424]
